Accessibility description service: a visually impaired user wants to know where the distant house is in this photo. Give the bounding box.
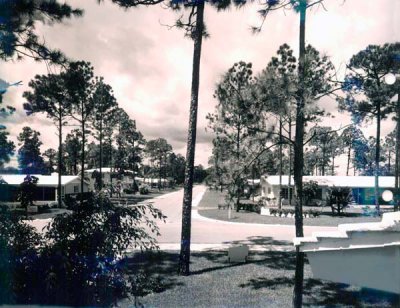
[0,174,90,203]
[135,177,169,188]
[85,168,136,190]
[261,175,396,206]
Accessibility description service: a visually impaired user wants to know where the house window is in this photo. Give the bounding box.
[280,188,289,199]
[73,185,79,193]
[268,187,271,194]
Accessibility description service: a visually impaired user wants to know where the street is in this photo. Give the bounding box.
[151,185,337,250]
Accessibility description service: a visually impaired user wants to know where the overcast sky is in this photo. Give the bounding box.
[1,0,399,173]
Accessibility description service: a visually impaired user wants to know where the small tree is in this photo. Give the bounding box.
[302,180,319,206]
[90,78,118,187]
[64,61,96,201]
[327,186,352,216]
[0,128,15,169]
[17,127,45,174]
[17,175,39,214]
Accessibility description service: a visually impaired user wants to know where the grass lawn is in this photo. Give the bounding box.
[119,250,399,307]
[198,189,382,227]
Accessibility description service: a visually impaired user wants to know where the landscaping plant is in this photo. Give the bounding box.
[0,194,165,306]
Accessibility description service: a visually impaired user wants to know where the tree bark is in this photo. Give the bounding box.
[178,0,204,276]
[375,100,381,213]
[99,117,103,189]
[395,92,400,211]
[288,116,293,204]
[293,2,306,307]
[278,117,283,209]
[81,119,85,204]
[346,145,351,176]
[58,112,62,208]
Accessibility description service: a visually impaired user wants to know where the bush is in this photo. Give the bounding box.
[0,194,166,306]
[139,185,150,195]
[268,208,319,218]
[0,205,42,304]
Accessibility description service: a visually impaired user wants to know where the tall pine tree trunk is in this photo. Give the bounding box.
[395,92,400,211]
[346,145,351,176]
[81,120,85,204]
[288,116,293,204]
[99,119,103,189]
[178,0,204,276]
[293,1,306,307]
[58,113,62,208]
[278,117,283,209]
[375,101,381,213]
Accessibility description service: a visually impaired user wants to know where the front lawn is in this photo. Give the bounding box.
[119,250,399,307]
[198,189,382,226]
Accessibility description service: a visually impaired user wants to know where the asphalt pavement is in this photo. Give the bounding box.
[151,185,337,251]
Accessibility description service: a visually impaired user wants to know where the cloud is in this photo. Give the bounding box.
[1,0,399,172]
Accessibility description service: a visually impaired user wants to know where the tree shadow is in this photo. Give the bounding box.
[239,276,293,290]
[303,278,400,307]
[125,250,184,293]
[223,235,291,247]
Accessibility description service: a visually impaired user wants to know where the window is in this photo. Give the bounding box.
[73,185,79,193]
[280,188,289,199]
[268,187,271,194]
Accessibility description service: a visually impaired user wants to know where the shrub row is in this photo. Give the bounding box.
[269,208,320,218]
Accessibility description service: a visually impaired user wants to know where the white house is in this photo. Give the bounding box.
[85,168,137,190]
[261,175,396,205]
[0,174,90,203]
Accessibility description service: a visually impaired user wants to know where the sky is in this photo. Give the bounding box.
[1,0,399,173]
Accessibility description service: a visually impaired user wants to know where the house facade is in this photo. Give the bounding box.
[0,174,90,203]
[260,175,396,206]
[85,168,137,191]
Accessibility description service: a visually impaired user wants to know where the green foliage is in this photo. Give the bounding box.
[17,175,39,209]
[302,180,319,205]
[43,148,57,174]
[139,184,150,195]
[17,127,45,174]
[0,205,42,303]
[0,0,82,63]
[0,194,165,306]
[0,128,15,168]
[167,153,186,185]
[64,129,81,175]
[327,186,352,215]
[145,138,173,188]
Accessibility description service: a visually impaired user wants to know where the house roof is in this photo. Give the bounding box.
[0,174,83,186]
[262,175,396,188]
[85,168,135,174]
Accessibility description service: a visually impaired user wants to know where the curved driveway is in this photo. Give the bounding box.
[152,185,337,251]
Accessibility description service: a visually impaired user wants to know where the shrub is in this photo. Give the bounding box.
[0,205,42,304]
[139,185,150,195]
[0,194,166,306]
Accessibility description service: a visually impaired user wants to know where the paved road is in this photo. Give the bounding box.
[28,185,337,251]
[151,185,337,251]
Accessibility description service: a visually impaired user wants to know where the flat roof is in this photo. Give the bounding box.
[262,175,395,188]
[85,168,135,173]
[0,174,82,186]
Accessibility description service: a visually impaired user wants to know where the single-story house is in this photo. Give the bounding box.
[135,177,169,188]
[261,175,396,205]
[85,168,137,190]
[0,174,90,203]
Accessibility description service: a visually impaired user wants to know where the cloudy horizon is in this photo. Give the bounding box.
[1,0,399,173]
